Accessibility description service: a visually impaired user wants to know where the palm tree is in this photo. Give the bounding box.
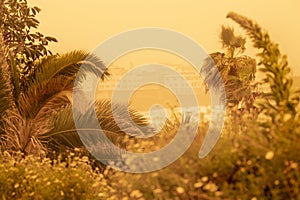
[0,48,150,155]
[0,49,101,153]
[0,0,151,157]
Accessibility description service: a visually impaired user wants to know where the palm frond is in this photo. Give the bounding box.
[201,53,226,93]
[18,75,73,118]
[41,99,153,154]
[18,50,110,118]
[23,50,109,89]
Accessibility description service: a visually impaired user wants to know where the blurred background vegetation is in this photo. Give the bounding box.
[0,0,300,199]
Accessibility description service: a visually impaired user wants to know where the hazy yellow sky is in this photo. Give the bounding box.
[29,0,300,75]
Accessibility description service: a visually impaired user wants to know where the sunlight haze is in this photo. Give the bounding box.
[29,0,300,75]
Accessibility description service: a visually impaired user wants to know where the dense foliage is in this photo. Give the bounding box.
[0,1,299,198]
[201,26,257,110]
[227,12,300,137]
[0,0,150,158]
[0,151,116,199]
[0,0,57,100]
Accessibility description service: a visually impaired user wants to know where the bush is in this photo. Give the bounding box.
[0,151,116,199]
[105,116,300,199]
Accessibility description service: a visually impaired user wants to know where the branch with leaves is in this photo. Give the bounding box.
[201,26,257,110]
[0,0,58,101]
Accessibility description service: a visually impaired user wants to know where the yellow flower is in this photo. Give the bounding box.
[290,162,298,169]
[54,178,60,183]
[265,151,274,160]
[82,156,89,162]
[201,176,209,182]
[153,188,162,194]
[203,182,218,192]
[92,182,99,187]
[215,191,223,196]
[130,190,143,198]
[194,182,204,188]
[31,175,37,179]
[98,193,105,197]
[176,187,185,194]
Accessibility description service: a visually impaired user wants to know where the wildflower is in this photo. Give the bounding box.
[201,176,209,182]
[74,148,81,152]
[265,151,274,160]
[176,187,185,194]
[194,182,204,188]
[98,193,104,197]
[151,172,159,177]
[283,114,291,122]
[31,175,37,179]
[82,156,89,162]
[182,178,189,184]
[153,188,162,194]
[290,162,298,169]
[54,178,60,183]
[203,182,218,192]
[130,190,143,198]
[215,191,223,196]
[92,182,99,187]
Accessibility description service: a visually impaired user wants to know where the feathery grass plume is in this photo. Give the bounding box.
[227,12,300,138]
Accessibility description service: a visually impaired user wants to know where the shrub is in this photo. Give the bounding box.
[0,151,117,199]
